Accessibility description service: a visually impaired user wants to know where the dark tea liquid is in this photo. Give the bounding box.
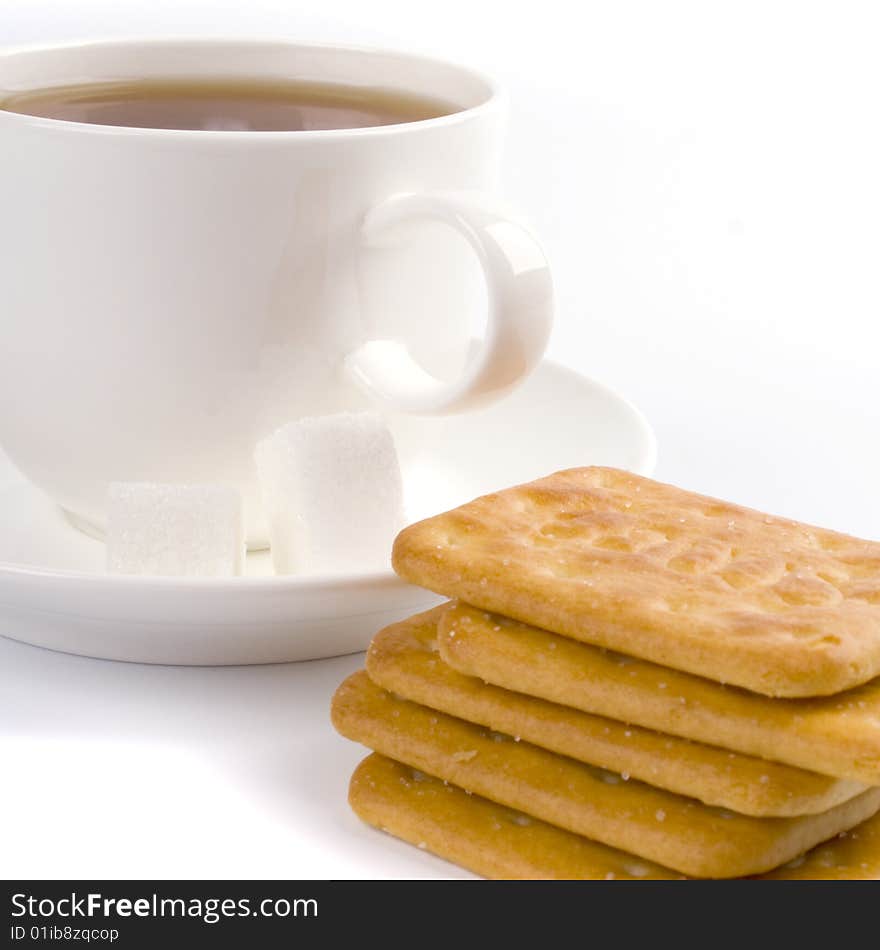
[0,77,459,131]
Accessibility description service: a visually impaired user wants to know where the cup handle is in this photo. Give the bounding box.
[345,190,554,414]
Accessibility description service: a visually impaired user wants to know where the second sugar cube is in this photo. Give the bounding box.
[256,411,405,575]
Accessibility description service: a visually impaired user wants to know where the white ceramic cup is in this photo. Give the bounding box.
[0,38,553,544]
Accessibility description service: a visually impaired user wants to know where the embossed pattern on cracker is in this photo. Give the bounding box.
[439,603,880,786]
[367,607,866,816]
[392,467,880,697]
[349,754,880,880]
[331,671,880,877]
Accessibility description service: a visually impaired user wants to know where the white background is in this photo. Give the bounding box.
[1,0,878,878]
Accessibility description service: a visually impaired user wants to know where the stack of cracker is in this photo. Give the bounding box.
[332,467,880,879]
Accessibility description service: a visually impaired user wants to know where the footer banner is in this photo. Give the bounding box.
[2,879,871,947]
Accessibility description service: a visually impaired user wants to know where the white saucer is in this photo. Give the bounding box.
[0,360,655,665]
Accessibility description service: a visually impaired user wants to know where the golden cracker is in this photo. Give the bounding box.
[350,753,678,880]
[393,467,880,697]
[331,671,880,877]
[761,809,880,879]
[349,754,880,880]
[439,602,880,786]
[367,606,865,816]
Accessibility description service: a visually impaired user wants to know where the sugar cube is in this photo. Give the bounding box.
[106,482,244,577]
[255,411,405,574]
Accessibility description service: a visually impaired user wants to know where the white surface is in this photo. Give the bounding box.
[1,0,879,878]
[0,361,654,665]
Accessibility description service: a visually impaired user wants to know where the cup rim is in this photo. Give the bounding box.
[0,35,503,140]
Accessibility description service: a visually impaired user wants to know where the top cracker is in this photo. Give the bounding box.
[392,467,880,697]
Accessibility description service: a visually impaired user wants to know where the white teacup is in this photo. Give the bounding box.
[0,38,552,545]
